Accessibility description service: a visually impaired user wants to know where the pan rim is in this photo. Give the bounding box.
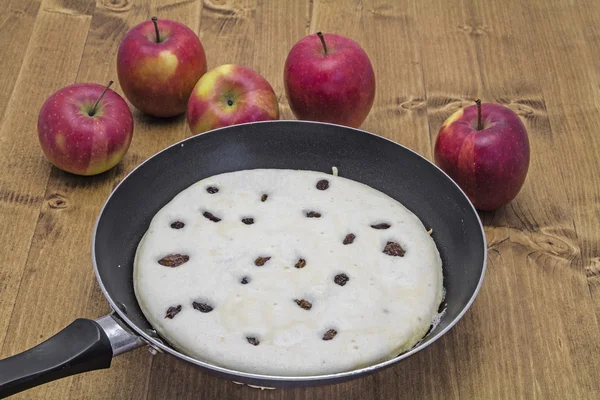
[92,119,487,383]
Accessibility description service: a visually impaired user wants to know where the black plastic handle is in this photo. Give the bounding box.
[0,318,113,398]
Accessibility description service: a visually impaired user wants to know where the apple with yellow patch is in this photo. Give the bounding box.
[117,17,207,117]
[187,64,279,134]
[37,81,134,176]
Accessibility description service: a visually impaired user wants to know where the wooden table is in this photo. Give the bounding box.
[1,0,599,398]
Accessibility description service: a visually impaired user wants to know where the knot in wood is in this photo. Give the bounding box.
[47,193,68,209]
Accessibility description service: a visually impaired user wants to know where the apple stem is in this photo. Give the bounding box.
[316,31,328,55]
[475,99,483,130]
[151,16,160,43]
[90,81,113,116]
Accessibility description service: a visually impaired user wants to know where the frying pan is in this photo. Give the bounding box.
[0,121,486,397]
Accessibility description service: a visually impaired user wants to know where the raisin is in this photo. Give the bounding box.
[158,254,189,267]
[295,258,306,269]
[306,211,321,218]
[241,277,249,284]
[261,194,268,202]
[170,221,185,229]
[323,329,338,341]
[207,186,219,194]
[371,223,391,229]
[334,273,349,286]
[192,302,213,313]
[424,325,433,337]
[242,217,254,225]
[164,305,182,319]
[246,337,260,346]
[438,301,446,313]
[343,233,356,245]
[203,211,221,222]
[316,180,329,190]
[295,299,312,310]
[254,256,271,266]
[383,241,405,257]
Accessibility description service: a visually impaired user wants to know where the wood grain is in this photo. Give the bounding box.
[416,0,599,398]
[0,0,94,359]
[526,0,600,323]
[0,0,41,123]
[0,0,599,398]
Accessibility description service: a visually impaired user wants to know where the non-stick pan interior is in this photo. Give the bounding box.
[94,121,485,375]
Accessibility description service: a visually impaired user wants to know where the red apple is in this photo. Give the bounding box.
[37,81,134,176]
[284,32,375,128]
[187,64,279,134]
[117,17,207,117]
[434,100,530,210]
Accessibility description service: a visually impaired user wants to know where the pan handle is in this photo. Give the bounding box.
[0,314,144,398]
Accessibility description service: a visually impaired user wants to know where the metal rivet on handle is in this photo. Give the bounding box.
[114,301,127,314]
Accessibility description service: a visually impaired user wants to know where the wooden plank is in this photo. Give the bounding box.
[496,0,600,397]
[416,0,600,398]
[518,2,600,397]
[198,0,257,72]
[527,0,600,319]
[250,0,305,120]
[145,1,457,399]
[143,0,301,397]
[0,0,42,350]
[328,0,433,157]
[298,1,459,399]
[0,0,42,123]
[146,345,456,400]
[144,0,298,395]
[0,0,94,365]
[64,2,158,397]
[0,0,205,398]
[0,0,98,396]
[573,0,600,328]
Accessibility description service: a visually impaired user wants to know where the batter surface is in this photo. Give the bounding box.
[134,169,443,375]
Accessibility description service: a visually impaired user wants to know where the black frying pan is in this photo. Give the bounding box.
[0,121,486,397]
